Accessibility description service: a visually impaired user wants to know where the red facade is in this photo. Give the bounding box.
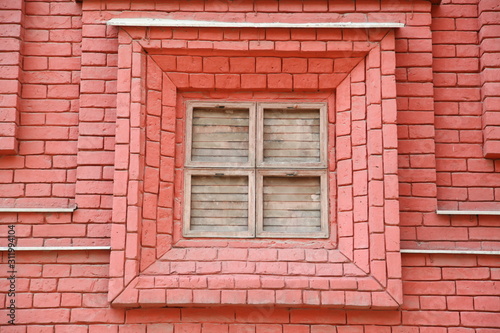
[0,0,499,331]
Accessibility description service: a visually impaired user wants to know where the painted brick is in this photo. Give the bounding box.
[2,0,500,331]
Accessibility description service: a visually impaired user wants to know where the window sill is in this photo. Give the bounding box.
[111,247,399,309]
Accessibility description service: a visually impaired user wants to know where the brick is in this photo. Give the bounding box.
[189,74,214,89]
[33,293,61,308]
[404,281,455,295]
[461,312,500,327]
[290,309,346,324]
[215,74,240,89]
[193,290,221,304]
[70,308,124,323]
[174,323,202,333]
[447,296,474,311]
[283,58,307,73]
[248,290,275,304]
[268,73,292,90]
[457,281,500,295]
[229,57,256,73]
[256,57,281,73]
[16,309,70,324]
[241,74,267,89]
[402,311,460,326]
[203,57,230,73]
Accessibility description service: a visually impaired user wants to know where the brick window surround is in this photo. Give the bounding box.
[108,23,402,309]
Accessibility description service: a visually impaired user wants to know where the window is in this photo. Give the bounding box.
[183,101,328,238]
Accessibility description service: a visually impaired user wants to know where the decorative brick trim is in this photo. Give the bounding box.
[108,25,403,309]
[479,0,500,158]
[0,0,23,154]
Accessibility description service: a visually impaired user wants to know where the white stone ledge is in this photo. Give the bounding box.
[1,247,497,255]
[437,210,500,216]
[107,18,405,29]
[401,249,500,255]
[0,207,77,213]
[0,246,111,251]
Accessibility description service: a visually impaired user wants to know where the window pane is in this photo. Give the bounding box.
[190,175,249,233]
[263,108,320,164]
[191,107,250,163]
[262,176,322,234]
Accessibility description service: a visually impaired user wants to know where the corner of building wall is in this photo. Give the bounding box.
[0,0,24,155]
[479,0,500,159]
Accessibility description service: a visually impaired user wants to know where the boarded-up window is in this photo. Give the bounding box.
[184,102,328,238]
[186,102,255,167]
[184,170,255,238]
[260,108,322,164]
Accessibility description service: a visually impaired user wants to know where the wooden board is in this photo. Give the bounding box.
[191,107,250,163]
[262,108,321,164]
[189,175,250,233]
[262,176,322,234]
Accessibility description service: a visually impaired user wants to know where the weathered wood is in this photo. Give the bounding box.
[263,185,321,194]
[262,108,320,163]
[260,176,323,235]
[263,209,321,218]
[264,149,320,157]
[193,117,250,126]
[263,133,319,141]
[264,217,321,225]
[193,132,249,142]
[185,102,328,238]
[263,141,319,149]
[191,217,248,225]
[188,174,250,233]
[192,156,249,163]
[191,209,248,218]
[257,103,327,169]
[191,201,248,209]
[187,104,254,167]
[261,226,322,233]
[192,148,248,157]
[193,125,248,133]
[264,194,321,202]
[192,176,249,185]
[264,125,320,133]
[264,118,320,126]
[263,109,319,118]
[192,193,248,201]
[262,176,320,185]
[188,225,249,232]
[193,141,249,149]
[263,201,322,210]
[193,108,249,117]
[192,185,249,193]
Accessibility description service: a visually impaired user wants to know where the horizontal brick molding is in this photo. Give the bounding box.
[401,249,500,255]
[436,210,500,215]
[0,246,111,251]
[0,206,77,213]
[107,25,403,309]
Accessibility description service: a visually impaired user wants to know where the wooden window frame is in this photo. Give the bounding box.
[256,102,328,169]
[256,170,329,238]
[185,101,256,169]
[183,169,256,238]
[183,101,329,239]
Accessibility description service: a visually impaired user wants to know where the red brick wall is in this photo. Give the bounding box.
[0,0,499,330]
[2,252,499,330]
